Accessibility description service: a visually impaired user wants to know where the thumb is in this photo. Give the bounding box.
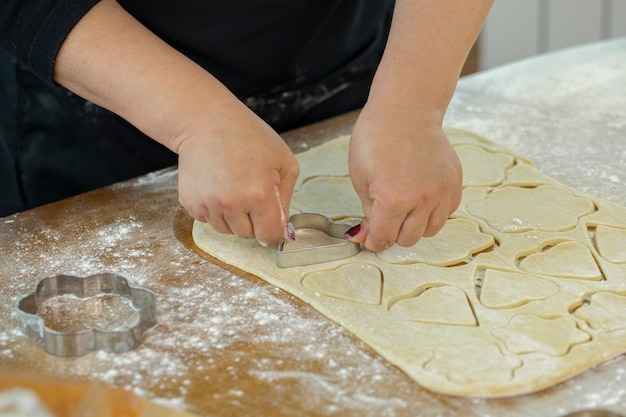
[275,165,298,241]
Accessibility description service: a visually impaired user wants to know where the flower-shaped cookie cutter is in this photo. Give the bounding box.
[16,273,157,357]
[277,213,361,268]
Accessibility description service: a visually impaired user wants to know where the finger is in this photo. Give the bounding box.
[344,191,373,244]
[180,197,210,224]
[422,202,451,238]
[344,222,369,243]
[248,157,298,245]
[276,162,299,240]
[223,211,255,239]
[249,188,286,246]
[277,161,299,220]
[206,211,234,235]
[395,208,429,247]
[362,201,405,252]
[274,185,296,241]
[189,210,209,224]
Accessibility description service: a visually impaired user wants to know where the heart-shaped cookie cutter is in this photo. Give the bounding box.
[277,213,361,268]
[16,273,157,357]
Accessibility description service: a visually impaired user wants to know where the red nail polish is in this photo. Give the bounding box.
[344,224,361,239]
[284,221,297,241]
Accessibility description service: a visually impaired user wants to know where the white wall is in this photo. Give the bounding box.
[480,0,626,70]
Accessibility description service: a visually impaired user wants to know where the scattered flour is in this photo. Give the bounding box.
[2,165,626,416]
[0,209,421,417]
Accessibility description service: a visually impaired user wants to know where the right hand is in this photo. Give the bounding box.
[177,107,300,246]
[347,111,463,252]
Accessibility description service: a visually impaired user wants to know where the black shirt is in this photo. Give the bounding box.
[1,0,394,96]
[0,1,395,215]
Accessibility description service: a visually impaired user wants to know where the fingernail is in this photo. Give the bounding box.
[344,224,361,240]
[284,221,297,241]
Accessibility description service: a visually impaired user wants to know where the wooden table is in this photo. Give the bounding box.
[2,38,626,417]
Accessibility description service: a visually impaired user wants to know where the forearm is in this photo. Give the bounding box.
[53,0,246,153]
[368,0,493,124]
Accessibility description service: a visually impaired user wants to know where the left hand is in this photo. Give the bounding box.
[347,106,463,252]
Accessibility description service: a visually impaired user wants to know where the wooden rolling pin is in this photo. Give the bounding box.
[0,373,198,417]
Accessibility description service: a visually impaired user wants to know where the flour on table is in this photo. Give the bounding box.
[193,128,626,397]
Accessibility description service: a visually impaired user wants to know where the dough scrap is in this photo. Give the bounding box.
[192,128,626,397]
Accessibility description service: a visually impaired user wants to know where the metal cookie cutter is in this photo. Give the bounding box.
[277,213,361,268]
[16,273,157,357]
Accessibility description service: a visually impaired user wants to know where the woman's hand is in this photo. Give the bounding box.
[347,106,462,252]
[345,0,492,252]
[177,107,299,246]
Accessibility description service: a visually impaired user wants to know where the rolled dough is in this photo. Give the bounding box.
[192,128,626,397]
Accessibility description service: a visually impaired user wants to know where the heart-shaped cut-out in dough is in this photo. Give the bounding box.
[377,218,494,267]
[301,263,383,305]
[478,269,560,309]
[290,176,363,219]
[390,286,477,327]
[594,225,626,263]
[467,185,594,233]
[518,241,602,281]
[294,136,350,191]
[456,145,514,187]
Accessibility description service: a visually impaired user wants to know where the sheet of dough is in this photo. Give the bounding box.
[193,128,626,398]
